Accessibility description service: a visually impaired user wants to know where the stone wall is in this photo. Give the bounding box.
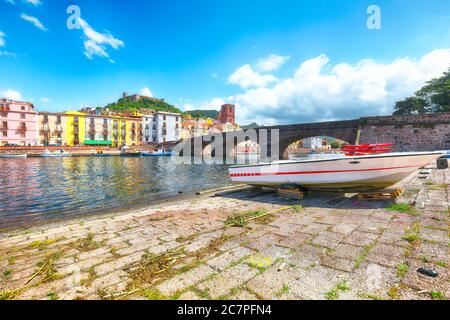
[360,113,450,151]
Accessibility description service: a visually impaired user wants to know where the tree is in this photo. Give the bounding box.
[393,97,427,115]
[393,67,450,115]
[416,69,450,113]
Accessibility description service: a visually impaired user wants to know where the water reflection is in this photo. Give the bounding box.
[0,157,230,229]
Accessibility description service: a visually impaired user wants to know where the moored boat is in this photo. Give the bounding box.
[0,154,27,158]
[39,149,71,157]
[140,149,174,157]
[228,148,444,192]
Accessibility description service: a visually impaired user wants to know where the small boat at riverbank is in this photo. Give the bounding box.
[39,149,71,158]
[0,154,27,158]
[229,149,444,192]
[140,150,174,157]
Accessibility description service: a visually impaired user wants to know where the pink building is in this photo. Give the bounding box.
[0,98,38,146]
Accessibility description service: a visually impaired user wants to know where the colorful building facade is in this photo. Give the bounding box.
[37,111,142,147]
[38,112,66,146]
[0,99,38,146]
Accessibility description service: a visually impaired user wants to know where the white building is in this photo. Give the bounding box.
[143,111,181,144]
[303,137,323,149]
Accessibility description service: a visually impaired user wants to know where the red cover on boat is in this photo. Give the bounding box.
[342,144,392,156]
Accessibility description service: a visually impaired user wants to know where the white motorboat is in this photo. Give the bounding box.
[40,149,71,158]
[228,150,444,192]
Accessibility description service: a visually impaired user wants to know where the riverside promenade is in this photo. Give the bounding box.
[0,165,448,300]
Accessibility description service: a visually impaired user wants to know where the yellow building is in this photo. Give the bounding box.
[111,115,141,147]
[64,111,86,146]
[37,110,143,147]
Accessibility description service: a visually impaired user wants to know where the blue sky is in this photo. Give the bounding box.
[0,0,449,125]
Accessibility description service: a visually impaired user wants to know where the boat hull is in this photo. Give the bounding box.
[39,153,71,158]
[0,154,27,158]
[228,152,443,192]
[141,152,174,157]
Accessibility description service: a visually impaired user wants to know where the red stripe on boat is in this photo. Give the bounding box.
[229,165,418,178]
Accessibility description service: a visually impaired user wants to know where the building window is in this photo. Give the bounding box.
[20,114,26,119]
[103,134,108,141]
[163,115,166,121]
[44,115,49,123]
[21,106,25,111]
[2,131,6,137]
[56,116,61,124]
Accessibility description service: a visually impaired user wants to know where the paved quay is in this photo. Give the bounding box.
[0,165,448,300]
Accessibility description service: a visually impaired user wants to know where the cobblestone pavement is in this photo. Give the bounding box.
[0,165,448,300]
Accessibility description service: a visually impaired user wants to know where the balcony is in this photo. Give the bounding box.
[0,105,10,112]
[42,124,50,131]
[56,125,63,132]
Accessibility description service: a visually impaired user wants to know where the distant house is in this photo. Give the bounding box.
[303,137,323,149]
[0,98,38,146]
[141,110,181,144]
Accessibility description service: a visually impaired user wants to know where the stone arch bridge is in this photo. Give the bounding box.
[173,112,450,160]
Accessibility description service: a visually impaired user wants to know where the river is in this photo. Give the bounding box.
[0,157,230,230]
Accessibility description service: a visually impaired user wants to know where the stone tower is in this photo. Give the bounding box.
[219,104,235,125]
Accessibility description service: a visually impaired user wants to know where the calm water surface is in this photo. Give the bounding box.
[0,157,230,229]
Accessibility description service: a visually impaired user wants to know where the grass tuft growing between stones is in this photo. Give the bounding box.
[396,263,409,278]
[72,233,101,252]
[26,237,65,251]
[142,288,167,300]
[354,243,375,268]
[325,280,351,300]
[402,222,421,245]
[225,210,267,227]
[430,291,445,300]
[387,203,419,216]
[0,289,23,300]
[245,254,273,273]
[34,250,65,283]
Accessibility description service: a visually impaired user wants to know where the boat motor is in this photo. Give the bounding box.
[437,158,448,170]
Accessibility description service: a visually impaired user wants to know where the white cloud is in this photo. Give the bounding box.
[40,97,51,103]
[0,31,5,47]
[139,87,153,97]
[24,0,41,5]
[256,54,290,72]
[211,72,218,78]
[20,13,48,31]
[230,49,450,125]
[228,64,277,89]
[77,18,124,61]
[1,89,23,100]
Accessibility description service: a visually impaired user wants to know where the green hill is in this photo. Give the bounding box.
[183,110,219,119]
[105,97,182,114]
[241,122,261,129]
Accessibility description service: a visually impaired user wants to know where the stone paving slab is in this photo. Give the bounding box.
[0,165,449,300]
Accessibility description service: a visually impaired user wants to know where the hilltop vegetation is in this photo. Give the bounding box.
[393,67,450,115]
[183,109,219,119]
[105,97,182,114]
[241,122,261,129]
